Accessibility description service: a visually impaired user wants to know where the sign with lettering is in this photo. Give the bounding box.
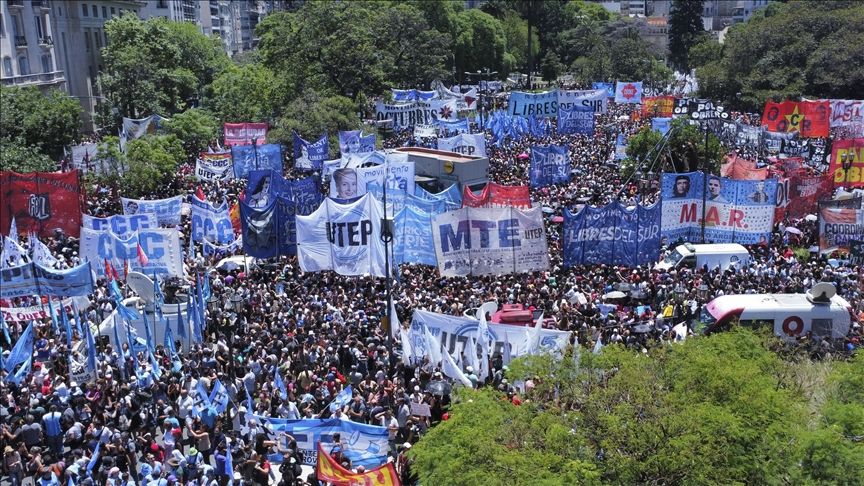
[79,227,184,277]
[121,195,184,226]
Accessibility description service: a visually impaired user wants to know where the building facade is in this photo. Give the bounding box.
[0,0,65,93]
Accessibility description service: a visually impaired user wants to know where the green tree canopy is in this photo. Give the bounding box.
[0,86,81,161]
[0,139,56,173]
[668,0,706,71]
[453,9,508,78]
[695,1,864,109]
[268,90,362,159]
[625,117,724,175]
[163,108,219,160]
[205,63,278,125]
[100,14,229,122]
[120,135,185,197]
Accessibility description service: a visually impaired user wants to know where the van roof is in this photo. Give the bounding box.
[679,243,748,253]
[707,293,850,315]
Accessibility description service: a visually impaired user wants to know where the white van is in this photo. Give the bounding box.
[695,284,854,340]
[654,243,750,272]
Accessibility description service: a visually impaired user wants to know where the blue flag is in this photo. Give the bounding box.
[111,314,126,380]
[202,272,211,302]
[274,367,288,400]
[60,303,73,349]
[47,298,59,334]
[196,273,206,333]
[123,318,139,368]
[329,385,353,412]
[143,311,155,354]
[8,356,32,385]
[72,303,83,335]
[163,319,176,354]
[153,272,165,323]
[0,312,11,346]
[3,321,34,376]
[188,296,203,344]
[86,442,101,474]
[225,440,234,485]
[84,316,98,374]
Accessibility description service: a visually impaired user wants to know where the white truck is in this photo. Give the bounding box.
[655,243,751,272]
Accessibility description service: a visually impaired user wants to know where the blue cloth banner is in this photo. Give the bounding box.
[253,417,389,468]
[507,90,558,118]
[81,213,158,235]
[190,196,234,244]
[437,133,487,157]
[557,104,594,135]
[338,131,376,155]
[530,145,571,188]
[243,171,322,257]
[121,196,184,226]
[615,133,628,160]
[392,89,437,102]
[614,81,643,104]
[231,144,283,179]
[292,132,328,171]
[652,117,672,135]
[3,321,34,376]
[413,184,462,209]
[394,205,438,266]
[79,227,184,277]
[660,172,778,244]
[436,118,470,134]
[563,201,662,267]
[592,82,615,98]
[240,200,279,259]
[0,262,94,299]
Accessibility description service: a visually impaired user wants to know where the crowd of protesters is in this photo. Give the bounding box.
[0,92,861,486]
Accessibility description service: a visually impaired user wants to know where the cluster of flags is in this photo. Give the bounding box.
[0,217,66,269]
[484,111,551,146]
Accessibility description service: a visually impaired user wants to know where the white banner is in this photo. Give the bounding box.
[437,133,487,158]
[432,206,549,277]
[121,195,184,226]
[195,153,233,181]
[189,196,235,244]
[1,296,89,323]
[79,227,184,277]
[407,309,570,358]
[81,213,159,236]
[295,193,387,276]
[414,124,438,138]
[557,89,608,114]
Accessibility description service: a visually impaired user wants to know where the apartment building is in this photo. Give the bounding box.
[0,0,65,93]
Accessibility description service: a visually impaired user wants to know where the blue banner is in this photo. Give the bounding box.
[414,184,462,209]
[232,144,283,179]
[592,82,615,98]
[660,172,778,245]
[614,81,643,104]
[529,145,571,188]
[507,90,558,118]
[293,132,328,171]
[121,195,184,226]
[81,213,158,235]
[0,262,94,298]
[240,200,279,258]
[255,417,389,469]
[338,131,376,155]
[436,118,470,134]
[615,133,628,160]
[244,171,323,256]
[394,205,438,266]
[563,201,662,267]
[79,227,184,277]
[652,117,672,135]
[190,196,234,244]
[557,104,594,135]
[392,89,436,102]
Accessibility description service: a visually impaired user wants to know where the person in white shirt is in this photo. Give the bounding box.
[374,409,399,457]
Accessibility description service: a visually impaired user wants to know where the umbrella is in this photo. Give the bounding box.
[551,216,564,223]
[631,324,653,334]
[603,291,627,300]
[517,153,529,159]
[542,206,555,214]
[804,214,817,222]
[785,227,803,235]
[426,380,452,396]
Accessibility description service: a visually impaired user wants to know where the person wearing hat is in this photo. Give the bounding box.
[4,445,23,486]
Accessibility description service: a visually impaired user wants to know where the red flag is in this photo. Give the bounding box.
[123,260,130,280]
[104,259,114,282]
[196,186,206,201]
[137,243,149,267]
[761,100,830,138]
[315,442,400,486]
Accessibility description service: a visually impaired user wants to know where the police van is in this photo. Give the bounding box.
[655,243,751,272]
[695,283,853,340]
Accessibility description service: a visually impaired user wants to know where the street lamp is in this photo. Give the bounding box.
[841,152,854,187]
[380,181,395,344]
[698,283,709,300]
[464,68,497,130]
[674,283,687,303]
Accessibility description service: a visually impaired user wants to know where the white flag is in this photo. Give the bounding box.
[8,217,19,243]
[526,312,544,355]
[1,235,29,268]
[423,324,443,367]
[441,346,472,387]
[30,235,59,267]
[399,326,413,366]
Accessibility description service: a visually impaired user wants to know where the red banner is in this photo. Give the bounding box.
[641,96,676,118]
[721,154,767,180]
[761,100,830,138]
[0,171,83,237]
[316,443,400,486]
[828,138,864,188]
[462,182,531,208]
[775,173,833,222]
[223,122,268,146]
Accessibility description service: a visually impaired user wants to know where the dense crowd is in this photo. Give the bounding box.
[1,95,861,486]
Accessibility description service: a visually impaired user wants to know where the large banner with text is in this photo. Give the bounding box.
[1,171,83,237]
[80,227,184,277]
[563,201,662,267]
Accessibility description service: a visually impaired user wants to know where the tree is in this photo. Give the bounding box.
[668,0,706,71]
[625,117,724,175]
[453,9,508,78]
[268,90,362,158]
[0,139,56,173]
[0,86,81,161]
[163,108,219,160]
[100,14,229,122]
[205,63,278,125]
[120,135,185,197]
[500,10,539,75]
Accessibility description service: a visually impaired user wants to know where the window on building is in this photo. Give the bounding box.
[0,13,4,37]
[102,6,107,18]
[85,30,91,51]
[57,6,61,17]
[82,4,88,17]
[95,29,101,49]
[10,14,19,39]
[111,7,115,16]
[3,57,12,77]
[18,56,29,76]
[34,15,43,39]
[92,5,98,18]
[41,53,51,73]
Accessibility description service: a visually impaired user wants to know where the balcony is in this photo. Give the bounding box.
[15,36,28,48]
[31,0,49,9]
[39,36,53,46]
[0,70,66,87]
[8,0,24,9]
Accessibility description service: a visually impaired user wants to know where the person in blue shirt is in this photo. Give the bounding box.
[42,405,64,456]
